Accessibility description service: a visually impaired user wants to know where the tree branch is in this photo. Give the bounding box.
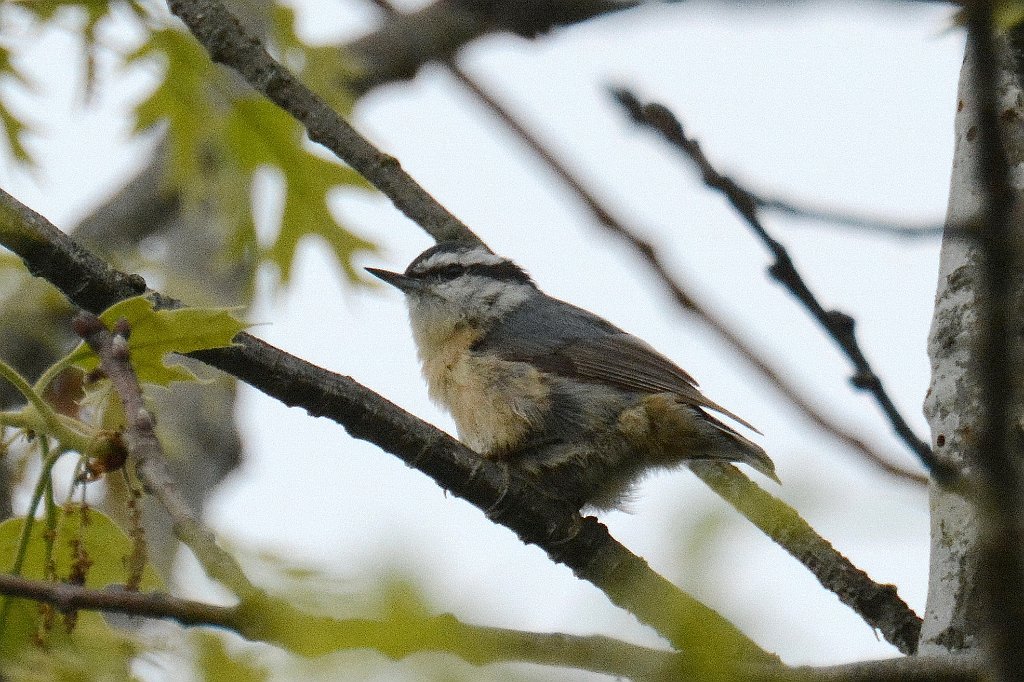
[0,572,234,627]
[609,88,949,482]
[347,0,642,95]
[0,188,776,667]
[689,462,921,654]
[0,568,988,679]
[413,56,922,652]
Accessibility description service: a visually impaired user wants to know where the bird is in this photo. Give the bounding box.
[367,240,777,510]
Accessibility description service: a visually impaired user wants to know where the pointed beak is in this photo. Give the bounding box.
[366,267,423,292]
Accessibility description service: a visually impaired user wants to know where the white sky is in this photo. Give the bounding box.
[2,0,965,678]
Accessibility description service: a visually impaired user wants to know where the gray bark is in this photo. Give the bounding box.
[921,36,1024,656]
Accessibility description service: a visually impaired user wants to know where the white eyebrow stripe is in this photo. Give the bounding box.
[413,249,505,272]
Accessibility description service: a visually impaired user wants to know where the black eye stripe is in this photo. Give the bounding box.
[407,261,533,285]
[434,264,466,280]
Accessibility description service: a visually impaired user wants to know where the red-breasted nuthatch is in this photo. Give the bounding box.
[367,241,777,510]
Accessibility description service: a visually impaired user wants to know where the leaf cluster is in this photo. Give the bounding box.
[0,295,243,671]
[0,0,376,288]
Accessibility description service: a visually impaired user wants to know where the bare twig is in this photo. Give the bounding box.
[0,572,234,627]
[610,88,950,482]
[161,0,479,246]
[347,0,642,95]
[959,3,1024,674]
[756,195,944,239]
[72,312,262,603]
[0,189,774,665]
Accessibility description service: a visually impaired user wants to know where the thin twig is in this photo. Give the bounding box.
[72,312,261,603]
[0,572,235,627]
[756,195,944,239]
[0,188,774,665]
[161,0,479,246]
[959,3,1024,674]
[610,88,950,482]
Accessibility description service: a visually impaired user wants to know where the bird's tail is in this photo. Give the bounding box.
[700,413,780,484]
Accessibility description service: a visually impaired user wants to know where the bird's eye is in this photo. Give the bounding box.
[431,264,466,281]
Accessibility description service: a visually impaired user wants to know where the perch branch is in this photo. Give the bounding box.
[423,58,922,652]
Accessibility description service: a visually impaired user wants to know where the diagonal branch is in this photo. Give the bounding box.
[609,88,949,482]
[0,188,775,666]
[689,462,921,654]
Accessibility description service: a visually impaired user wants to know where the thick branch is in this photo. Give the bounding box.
[610,88,947,481]
[346,0,641,94]
[0,189,774,665]
[164,0,479,245]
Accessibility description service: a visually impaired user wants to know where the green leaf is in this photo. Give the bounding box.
[0,84,29,163]
[995,1,1024,29]
[0,41,31,163]
[223,97,375,283]
[69,296,246,386]
[195,631,269,682]
[271,4,357,113]
[128,28,219,199]
[0,505,163,661]
[128,26,375,286]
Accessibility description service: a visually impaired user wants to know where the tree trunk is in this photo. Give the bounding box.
[921,33,1024,656]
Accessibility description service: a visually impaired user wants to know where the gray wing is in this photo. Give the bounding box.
[475,297,761,434]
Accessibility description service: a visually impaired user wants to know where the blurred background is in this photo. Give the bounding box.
[0,0,964,678]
